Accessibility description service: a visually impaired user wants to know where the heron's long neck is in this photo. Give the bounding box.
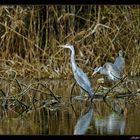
[70,47,77,71]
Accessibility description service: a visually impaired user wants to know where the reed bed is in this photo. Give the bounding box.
[0,5,140,135]
[0,5,139,79]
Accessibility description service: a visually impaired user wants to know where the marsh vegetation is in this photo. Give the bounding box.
[0,5,140,79]
[0,5,140,135]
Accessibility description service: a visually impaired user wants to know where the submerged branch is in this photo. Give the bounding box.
[103,75,128,100]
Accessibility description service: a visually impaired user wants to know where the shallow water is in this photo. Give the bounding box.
[0,77,140,135]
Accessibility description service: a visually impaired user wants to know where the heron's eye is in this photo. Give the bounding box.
[105,65,109,69]
[103,65,106,68]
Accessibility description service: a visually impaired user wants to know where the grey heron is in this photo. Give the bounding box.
[93,50,125,81]
[59,43,94,99]
[93,62,121,81]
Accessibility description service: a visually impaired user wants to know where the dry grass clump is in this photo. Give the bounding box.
[0,5,139,79]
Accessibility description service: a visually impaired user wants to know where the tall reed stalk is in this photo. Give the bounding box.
[0,5,139,79]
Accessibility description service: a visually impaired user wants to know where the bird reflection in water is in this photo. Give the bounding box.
[73,103,94,135]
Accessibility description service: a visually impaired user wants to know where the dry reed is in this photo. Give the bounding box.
[0,5,139,79]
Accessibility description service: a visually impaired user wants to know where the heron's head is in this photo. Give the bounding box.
[119,50,123,57]
[59,43,74,50]
[103,63,112,70]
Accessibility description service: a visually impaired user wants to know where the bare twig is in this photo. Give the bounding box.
[39,83,60,102]
[15,78,23,91]
[78,23,111,43]
[103,75,127,100]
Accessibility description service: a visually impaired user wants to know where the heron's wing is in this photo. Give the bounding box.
[110,64,121,79]
[110,71,121,80]
[74,68,92,92]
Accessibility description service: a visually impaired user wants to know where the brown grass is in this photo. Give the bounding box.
[0,5,139,79]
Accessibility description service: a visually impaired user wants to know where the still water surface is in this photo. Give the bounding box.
[0,78,140,135]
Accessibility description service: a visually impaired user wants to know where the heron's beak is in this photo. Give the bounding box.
[92,68,97,76]
[92,66,102,76]
[58,45,65,48]
[92,71,97,76]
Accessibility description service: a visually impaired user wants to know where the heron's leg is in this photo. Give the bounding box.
[79,87,90,99]
[70,81,77,103]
